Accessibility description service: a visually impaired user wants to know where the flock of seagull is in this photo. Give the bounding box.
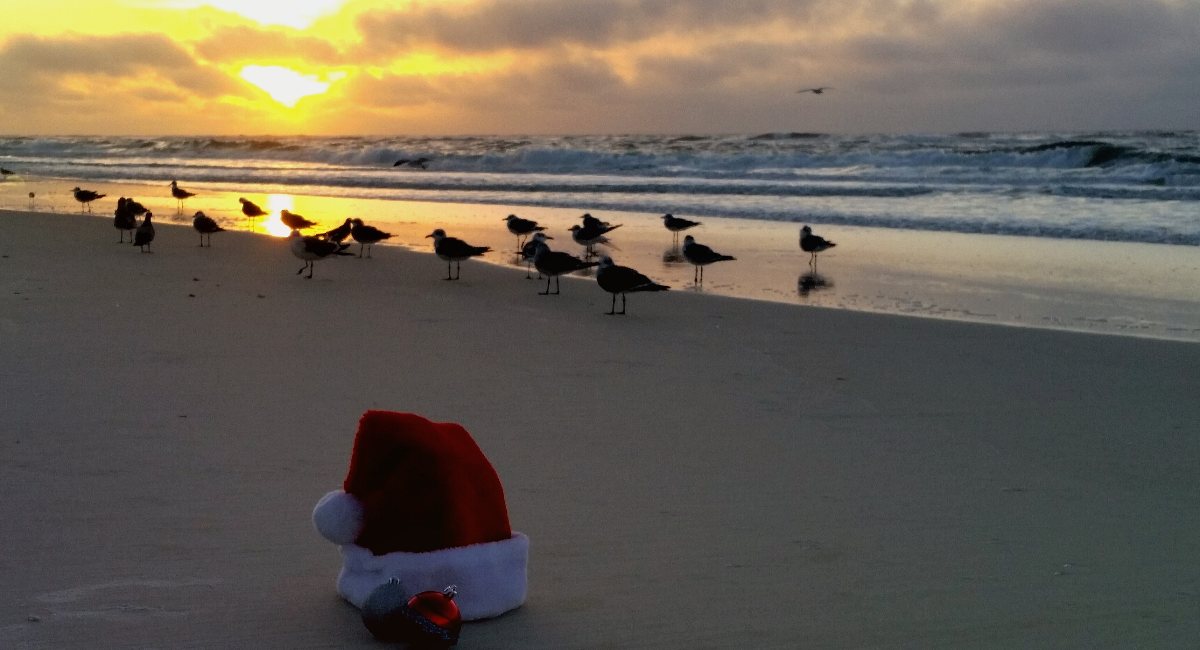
[73,182,837,315]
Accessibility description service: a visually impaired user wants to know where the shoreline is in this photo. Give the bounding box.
[3,175,1199,342]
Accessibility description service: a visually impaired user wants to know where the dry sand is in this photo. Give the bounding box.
[1,210,1198,648]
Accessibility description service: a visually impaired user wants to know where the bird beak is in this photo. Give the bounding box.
[424,233,433,238]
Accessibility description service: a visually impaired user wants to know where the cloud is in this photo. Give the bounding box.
[192,24,344,65]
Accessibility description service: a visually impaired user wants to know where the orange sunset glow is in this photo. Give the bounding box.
[0,1,1196,134]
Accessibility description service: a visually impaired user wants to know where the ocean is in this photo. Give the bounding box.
[2,131,1198,246]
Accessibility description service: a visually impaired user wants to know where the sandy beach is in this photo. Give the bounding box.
[1,209,1198,648]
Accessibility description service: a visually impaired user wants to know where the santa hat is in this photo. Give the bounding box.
[312,411,529,621]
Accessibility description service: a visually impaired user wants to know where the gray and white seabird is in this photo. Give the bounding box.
[349,218,393,258]
[280,209,318,230]
[569,214,622,257]
[682,235,736,283]
[596,255,669,315]
[799,225,836,265]
[169,180,196,213]
[133,212,156,253]
[426,228,491,280]
[113,197,138,243]
[239,197,269,219]
[503,214,546,250]
[320,218,354,243]
[662,213,700,242]
[531,238,597,295]
[72,187,106,212]
[289,229,351,279]
[520,232,553,278]
[192,211,225,247]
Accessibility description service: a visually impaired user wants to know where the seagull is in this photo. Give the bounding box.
[393,157,431,169]
[133,212,155,253]
[113,198,138,243]
[799,225,836,265]
[426,229,491,280]
[169,180,196,213]
[27,192,35,210]
[662,213,700,242]
[319,217,354,243]
[280,209,318,230]
[239,197,269,219]
[72,187,106,212]
[796,86,833,95]
[289,229,352,279]
[596,255,669,315]
[1,167,13,177]
[682,235,736,284]
[520,232,553,278]
[503,214,546,250]
[350,218,394,258]
[531,238,597,295]
[192,211,225,247]
[569,214,623,257]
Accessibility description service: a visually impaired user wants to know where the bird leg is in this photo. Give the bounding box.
[619,294,627,315]
[540,275,552,295]
[607,293,617,315]
[553,275,560,295]
[297,263,307,275]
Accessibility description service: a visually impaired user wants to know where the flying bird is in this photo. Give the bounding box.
[72,187,106,212]
[531,238,597,295]
[426,228,490,280]
[239,197,269,219]
[350,218,394,258]
[682,235,736,284]
[393,157,431,169]
[799,225,836,265]
[280,209,318,230]
[169,180,196,213]
[133,212,156,253]
[319,217,354,243]
[662,213,700,242]
[192,211,225,247]
[503,214,546,250]
[596,255,669,315]
[796,86,834,95]
[289,229,352,279]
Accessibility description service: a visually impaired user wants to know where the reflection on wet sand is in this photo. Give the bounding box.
[798,271,833,297]
[662,244,685,265]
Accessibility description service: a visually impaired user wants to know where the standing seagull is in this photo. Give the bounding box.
[133,212,156,253]
[280,209,318,230]
[349,218,394,258]
[520,232,553,278]
[531,238,597,295]
[799,225,836,265]
[1,167,14,177]
[682,235,736,284]
[239,197,269,221]
[72,187,106,212]
[289,229,351,279]
[192,211,225,247]
[320,217,354,243]
[113,198,138,243]
[426,229,491,280]
[503,214,546,250]
[796,86,834,95]
[596,256,669,315]
[169,180,196,213]
[662,213,700,242]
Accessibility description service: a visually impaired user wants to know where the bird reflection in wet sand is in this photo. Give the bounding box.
[797,271,832,297]
[661,245,686,264]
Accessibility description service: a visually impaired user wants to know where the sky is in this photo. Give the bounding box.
[0,0,1197,136]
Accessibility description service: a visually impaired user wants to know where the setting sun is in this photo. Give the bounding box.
[240,65,341,108]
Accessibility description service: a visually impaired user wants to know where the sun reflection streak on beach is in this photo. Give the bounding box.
[263,194,294,237]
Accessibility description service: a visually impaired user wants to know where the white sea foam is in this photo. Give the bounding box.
[2,132,1198,245]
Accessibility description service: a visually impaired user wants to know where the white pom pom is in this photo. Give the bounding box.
[312,490,364,544]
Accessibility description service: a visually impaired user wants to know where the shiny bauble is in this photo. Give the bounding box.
[400,585,462,648]
[361,578,413,642]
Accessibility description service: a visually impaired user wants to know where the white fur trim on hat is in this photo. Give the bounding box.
[312,490,364,545]
[335,532,529,621]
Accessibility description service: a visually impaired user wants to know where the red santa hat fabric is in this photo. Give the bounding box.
[313,411,528,620]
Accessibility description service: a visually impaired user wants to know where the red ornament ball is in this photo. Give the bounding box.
[362,582,462,647]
